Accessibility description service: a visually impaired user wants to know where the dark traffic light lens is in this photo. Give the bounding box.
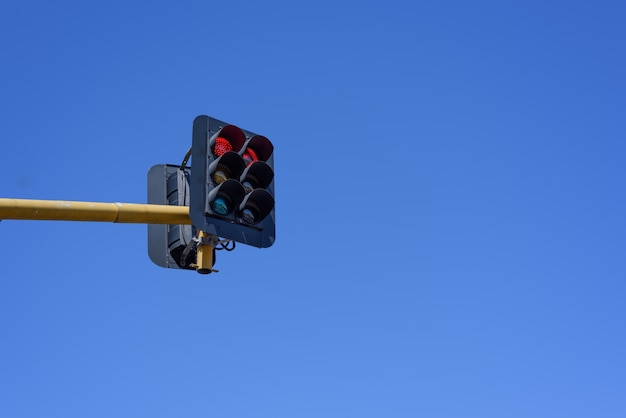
[240,162,274,192]
[212,164,231,184]
[239,189,274,225]
[242,181,254,194]
[209,152,246,186]
[241,208,258,224]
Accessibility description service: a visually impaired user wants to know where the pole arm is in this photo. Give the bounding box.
[0,198,191,225]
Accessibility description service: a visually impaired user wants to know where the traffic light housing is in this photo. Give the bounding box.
[147,164,215,272]
[189,115,276,248]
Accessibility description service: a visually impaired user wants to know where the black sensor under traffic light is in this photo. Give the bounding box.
[189,115,276,248]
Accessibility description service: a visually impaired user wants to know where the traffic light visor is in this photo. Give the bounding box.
[239,189,274,224]
[240,135,273,164]
[207,179,246,217]
[209,151,246,184]
[240,161,274,193]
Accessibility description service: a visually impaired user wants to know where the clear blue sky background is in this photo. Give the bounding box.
[1,1,625,417]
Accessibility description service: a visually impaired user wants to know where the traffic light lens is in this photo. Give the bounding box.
[211,197,230,215]
[213,164,231,184]
[242,181,254,194]
[213,137,232,157]
[213,170,227,184]
[242,148,258,166]
[241,208,257,224]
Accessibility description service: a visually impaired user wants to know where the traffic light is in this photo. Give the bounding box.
[147,164,215,272]
[189,115,276,248]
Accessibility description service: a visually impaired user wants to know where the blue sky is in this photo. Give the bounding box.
[1,1,625,417]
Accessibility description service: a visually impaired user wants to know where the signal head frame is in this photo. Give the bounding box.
[189,115,276,248]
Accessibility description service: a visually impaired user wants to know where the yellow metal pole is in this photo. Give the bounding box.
[195,231,216,274]
[0,198,191,225]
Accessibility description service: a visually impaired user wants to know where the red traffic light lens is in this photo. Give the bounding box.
[210,126,246,156]
[242,148,258,166]
[241,135,273,163]
[213,137,233,157]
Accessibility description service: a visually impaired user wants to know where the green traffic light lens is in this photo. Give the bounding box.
[211,197,230,215]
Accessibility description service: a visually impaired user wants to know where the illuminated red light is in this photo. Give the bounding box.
[213,137,232,157]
